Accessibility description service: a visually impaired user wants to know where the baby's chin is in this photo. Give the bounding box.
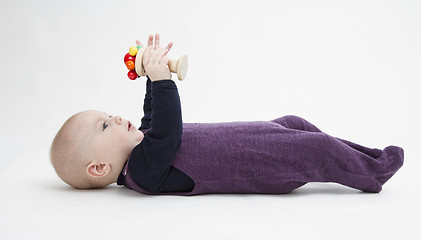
[134,130,144,145]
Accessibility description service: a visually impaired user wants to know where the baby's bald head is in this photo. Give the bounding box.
[50,112,96,189]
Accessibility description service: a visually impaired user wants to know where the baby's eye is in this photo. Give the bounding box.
[103,122,109,130]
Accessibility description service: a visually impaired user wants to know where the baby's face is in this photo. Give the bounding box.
[79,110,144,165]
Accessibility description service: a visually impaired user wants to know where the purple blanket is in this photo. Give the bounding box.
[123,115,403,195]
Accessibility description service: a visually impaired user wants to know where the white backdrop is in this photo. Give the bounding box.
[1,0,420,239]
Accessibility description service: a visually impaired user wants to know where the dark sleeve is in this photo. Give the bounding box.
[129,80,193,193]
[139,78,152,130]
[160,168,195,193]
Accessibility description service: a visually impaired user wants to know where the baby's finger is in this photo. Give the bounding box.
[158,48,169,59]
[164,42,173,55]
[147,34,153,47]
[159,54,169,66]
[154,33,160,49]
[135,40,143,47]
[157,47,167,56]
[143,46,151,66]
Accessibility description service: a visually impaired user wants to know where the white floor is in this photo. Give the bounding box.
[1,1,420,239]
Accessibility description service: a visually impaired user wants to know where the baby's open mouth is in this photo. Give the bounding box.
[128,121,132,131]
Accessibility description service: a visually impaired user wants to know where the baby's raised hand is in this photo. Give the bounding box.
[141,33,174,82]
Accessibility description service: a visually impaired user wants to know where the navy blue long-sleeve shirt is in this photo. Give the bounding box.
[117,79,194,193]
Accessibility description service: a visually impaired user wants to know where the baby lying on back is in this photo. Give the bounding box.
[50,33,404,195]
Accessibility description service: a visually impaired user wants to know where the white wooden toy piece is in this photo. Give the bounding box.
[135,47,188,80]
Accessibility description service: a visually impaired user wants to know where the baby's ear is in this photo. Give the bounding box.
[87,162,110,178]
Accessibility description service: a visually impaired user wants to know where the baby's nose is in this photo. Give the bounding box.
[114,116,123,124]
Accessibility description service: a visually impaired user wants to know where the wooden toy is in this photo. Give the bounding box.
[124,46,188,81]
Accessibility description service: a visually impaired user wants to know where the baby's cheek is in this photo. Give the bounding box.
[97,143,109,152]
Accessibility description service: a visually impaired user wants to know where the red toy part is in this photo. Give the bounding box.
[127,70,138,80]
[124,53,136,63]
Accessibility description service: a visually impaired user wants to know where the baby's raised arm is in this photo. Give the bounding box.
[137,34,174,130]
[125,33,185,193]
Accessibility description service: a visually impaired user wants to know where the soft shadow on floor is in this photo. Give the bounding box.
[115,182,369,198]
[284,183,368,197]
[43,180,149,196]
[44,180,371,198]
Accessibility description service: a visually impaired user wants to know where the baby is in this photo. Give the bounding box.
[51,33,404,195]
